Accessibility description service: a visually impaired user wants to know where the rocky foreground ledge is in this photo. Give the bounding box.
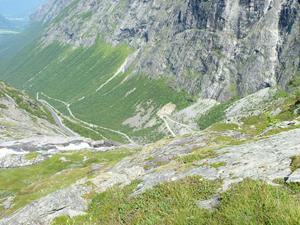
[1,127,300,225]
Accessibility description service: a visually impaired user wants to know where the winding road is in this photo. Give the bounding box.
[158,114,196,138]
[37,92,137,145]
[34,52,141,145]
[36,93,79,137]
[164,115,196,132]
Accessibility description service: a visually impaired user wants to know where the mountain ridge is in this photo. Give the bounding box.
[32,0,300,100]
[0,14,27,32]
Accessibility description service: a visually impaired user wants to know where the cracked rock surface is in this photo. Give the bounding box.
[0,184,91,225]
[1,127,300,224]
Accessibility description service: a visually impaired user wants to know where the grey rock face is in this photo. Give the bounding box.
[0,94,63,143]
[196,195,221,210]
[0,154,46,168]
[133,128,300,194]
[277,0,300,88]
[1,196,14,210]
[34,0,299,101]
[287,168,300,183]
[0,184,90,225]
[225,87,276,120]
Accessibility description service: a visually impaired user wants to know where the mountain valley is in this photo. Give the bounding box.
[0,0,299,224]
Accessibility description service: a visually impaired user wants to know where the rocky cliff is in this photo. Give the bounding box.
[33,0,300,101]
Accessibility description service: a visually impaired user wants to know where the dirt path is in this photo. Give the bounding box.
[158,115,176,137]
[164,115,196,132]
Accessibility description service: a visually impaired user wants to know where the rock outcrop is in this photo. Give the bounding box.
[0,82,64,142]
[2,126,300,224]
[0,184,91,225]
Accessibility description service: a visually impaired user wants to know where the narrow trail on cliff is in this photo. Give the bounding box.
[164,115,196,132]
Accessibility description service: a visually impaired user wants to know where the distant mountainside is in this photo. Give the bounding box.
[0,15,10,28]
[0,14,14,31]
[0,14,27,32]
[31,0,300,100]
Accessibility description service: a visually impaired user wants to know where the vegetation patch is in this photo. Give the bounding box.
[0,103,8,109]
[0,149,136,218]
[239,114,270,136]
[143,159,169,171]
[210,122,239,132]
[274,89,288,99]
[273,178,300,195]
[273,92,300,122]
[0,39,193,142]
[210,179,300,225]
[209,162,226,168]
[52,178,300,225]
[239,91,300,137]
[52,176,221,225]
[197,98,237,130]
[288,73,300,89]
[211,135,244,146]
[177,148,217,164]
[291,155,300,172]
[24,152,39,160]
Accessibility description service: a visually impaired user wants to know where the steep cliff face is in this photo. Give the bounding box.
[33,0,299,101]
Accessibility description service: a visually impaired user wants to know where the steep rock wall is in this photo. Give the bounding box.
[34,0,300,100]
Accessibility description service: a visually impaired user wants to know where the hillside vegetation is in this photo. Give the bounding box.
[52,177,300,225]
[0,39,192,142]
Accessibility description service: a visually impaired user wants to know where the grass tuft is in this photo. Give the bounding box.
[291,155,300,172]
[52,176,221,225]
[197,98,237,130]
[176,148,217,164]
[24,152,39,160]
[0,149,136,218]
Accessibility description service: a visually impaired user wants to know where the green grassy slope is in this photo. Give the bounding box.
[0,149,137,218]
[0,23,43,60]
[52,177,300,225]
[0,38,192,142]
